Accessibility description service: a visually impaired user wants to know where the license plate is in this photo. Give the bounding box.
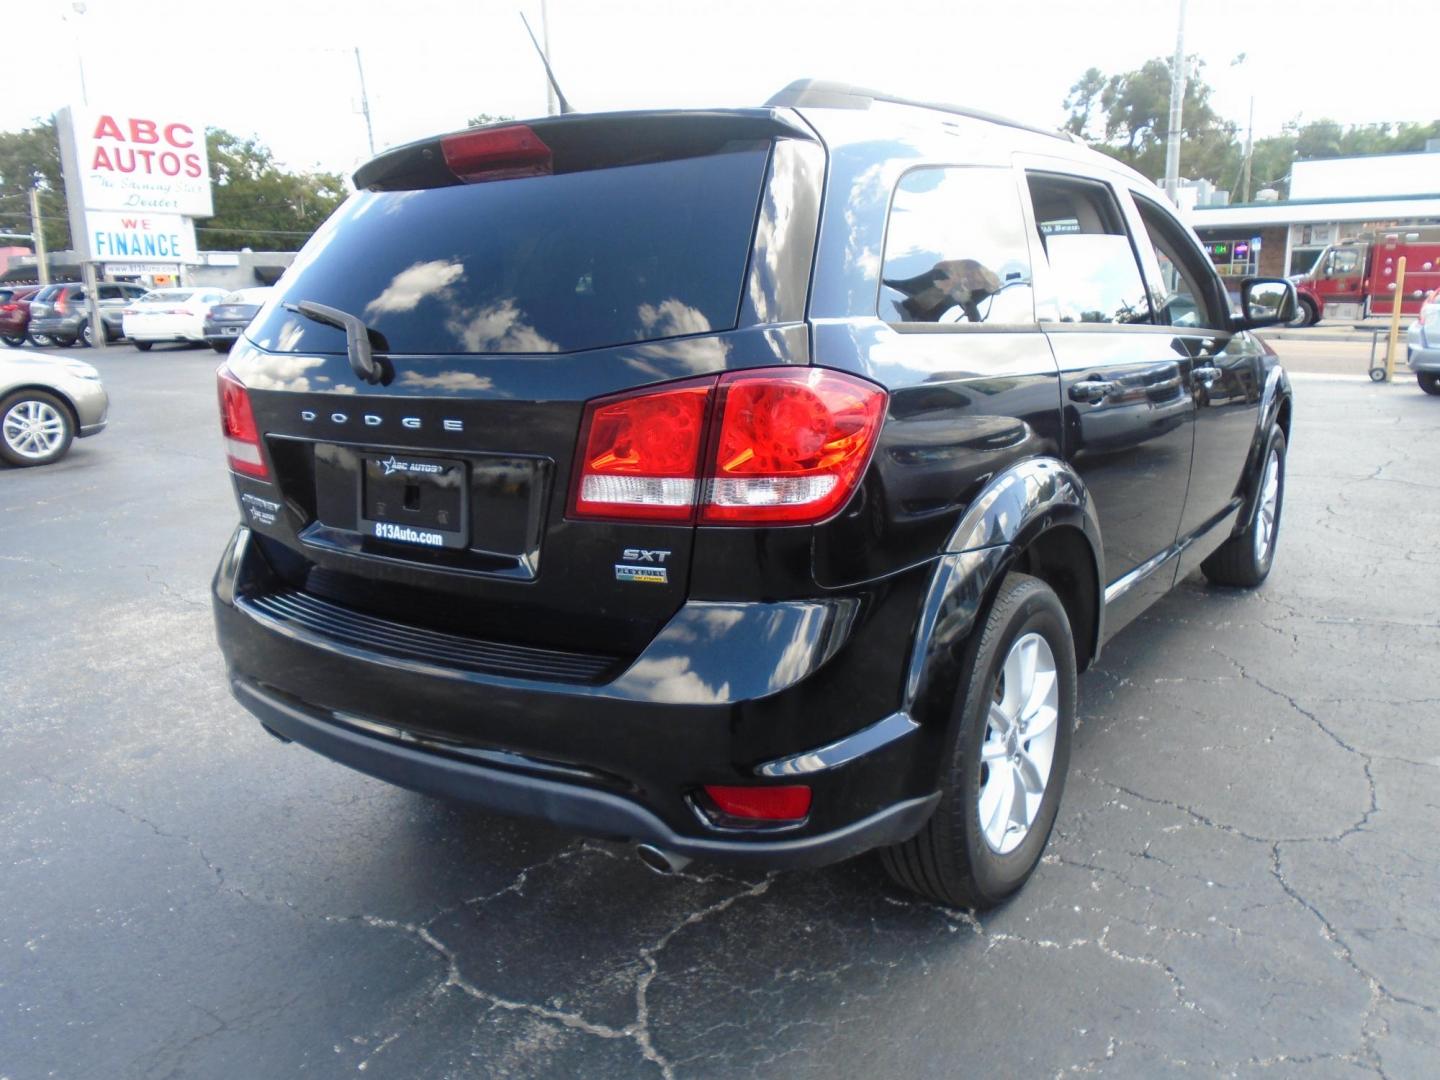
[362,455,467,549]
[224,326,240,335]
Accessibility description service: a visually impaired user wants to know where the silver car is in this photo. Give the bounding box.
[0,353,109,466]
[1407,290,1440,396]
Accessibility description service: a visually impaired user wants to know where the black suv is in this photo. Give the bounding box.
[212,81,1295,907]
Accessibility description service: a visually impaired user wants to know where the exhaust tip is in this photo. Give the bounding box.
[636,844,692,876]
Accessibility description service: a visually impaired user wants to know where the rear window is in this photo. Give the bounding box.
[140,290,194,303]
[248,148,770,355]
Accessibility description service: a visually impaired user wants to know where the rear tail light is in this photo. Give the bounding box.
[217,365,268,479]
[441,124,552,183]
[568,368,886,525]
[700,369,888,524]
[702,784,812,822]
[0,302,16,313]
[571,378,711,522]
[54,294,69,315]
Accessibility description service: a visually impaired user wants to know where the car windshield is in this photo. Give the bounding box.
[139,290,195,303]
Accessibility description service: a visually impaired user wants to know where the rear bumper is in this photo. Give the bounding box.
[29,315,84,338]
[233,675,937,867]
[214,526,946,867]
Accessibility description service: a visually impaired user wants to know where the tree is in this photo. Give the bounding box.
[0,119,71,251]
[1063,56,1240,187]
[198,129,349,251]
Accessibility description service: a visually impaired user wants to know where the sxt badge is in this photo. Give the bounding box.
[616,548,671,585]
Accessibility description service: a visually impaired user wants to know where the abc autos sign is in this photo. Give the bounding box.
[58,105,214,220]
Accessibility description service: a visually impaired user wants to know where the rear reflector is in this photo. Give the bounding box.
[441,125,553,182]
[217,365,268,479]
[703,784,812,821]
[568,368,886,525]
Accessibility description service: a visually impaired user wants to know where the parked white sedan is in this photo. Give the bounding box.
[121,288,229,350]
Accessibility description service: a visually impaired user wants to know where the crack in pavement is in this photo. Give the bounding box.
[38,776,778,1079]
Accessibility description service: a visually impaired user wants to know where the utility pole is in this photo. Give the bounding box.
[29,189,49,286]
[1240,95,1255,203]
[355,47,376,158]
[541,0,557,117]
[1162,0,1188,203]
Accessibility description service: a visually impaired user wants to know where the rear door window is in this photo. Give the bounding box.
[249,147,771,356]
[1026,173,1152,325]
[879,167,1036,326]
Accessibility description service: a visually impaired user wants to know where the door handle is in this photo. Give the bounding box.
[1069,379,1118,404]
[1193,364,1221,387]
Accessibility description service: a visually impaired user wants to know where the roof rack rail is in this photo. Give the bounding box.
[765,79,1068,143]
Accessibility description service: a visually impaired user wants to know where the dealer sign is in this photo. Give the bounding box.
[57,105,214,219]
[84,211,198,264]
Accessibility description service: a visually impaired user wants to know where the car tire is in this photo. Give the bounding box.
[79,321,94,347]
[1,334,25,348]
[1202,427,1286,588]
[29,333,54,348]
[880,572,1076,910]
[0,388,75,467]
[55,335,77,348]
[211,342,230,353]
[134,341,152,351]
[1419,372,1440,396]
[1288,296,1317,327]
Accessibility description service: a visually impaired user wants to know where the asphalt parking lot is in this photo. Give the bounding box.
[3,340,1438,1079]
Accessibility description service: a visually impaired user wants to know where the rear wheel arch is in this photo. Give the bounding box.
[904,459,1105,727]
[1010,525,1100,672]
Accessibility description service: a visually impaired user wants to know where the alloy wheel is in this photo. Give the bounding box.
[1253,447,1281,563]
[978,631,1060,855]
[2,399,66,460]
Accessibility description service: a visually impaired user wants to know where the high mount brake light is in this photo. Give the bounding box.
[441,125,553,183]
[568,368,886,526]
[217,365,268,479]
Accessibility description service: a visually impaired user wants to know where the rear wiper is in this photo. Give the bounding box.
[283,301,388,385]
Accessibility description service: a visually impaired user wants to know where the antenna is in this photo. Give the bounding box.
[520,11,574,115]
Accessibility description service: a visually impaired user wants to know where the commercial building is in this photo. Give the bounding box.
[1181,148,1440,282]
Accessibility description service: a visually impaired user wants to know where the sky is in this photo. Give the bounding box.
[4,0,1438,185]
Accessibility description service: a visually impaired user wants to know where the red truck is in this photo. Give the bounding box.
[1291,229,1440,326]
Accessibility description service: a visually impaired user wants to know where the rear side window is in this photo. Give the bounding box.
[249,148,770,356]
[1026,173,1151,325]
[879,167,1035,326]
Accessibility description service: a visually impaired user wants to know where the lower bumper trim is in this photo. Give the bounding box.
[232,676,940,869]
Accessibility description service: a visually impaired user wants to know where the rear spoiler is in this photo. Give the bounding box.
[353,108,816,192]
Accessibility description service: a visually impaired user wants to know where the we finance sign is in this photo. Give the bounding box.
[85,211,197,264]
[57,106,214,218]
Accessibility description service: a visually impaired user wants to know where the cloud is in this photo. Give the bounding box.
[363,259,465,317]
[445,297,559,353]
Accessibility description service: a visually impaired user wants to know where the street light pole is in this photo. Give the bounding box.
[1163,0,1188,203]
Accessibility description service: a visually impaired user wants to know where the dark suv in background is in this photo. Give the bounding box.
[212,81,1295,907]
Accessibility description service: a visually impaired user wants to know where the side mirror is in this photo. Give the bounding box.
[1236,277,1297,330]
